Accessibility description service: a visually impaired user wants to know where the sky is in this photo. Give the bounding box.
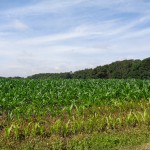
[0,0,150,77]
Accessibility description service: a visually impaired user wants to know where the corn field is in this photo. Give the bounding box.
[0,78,150,149]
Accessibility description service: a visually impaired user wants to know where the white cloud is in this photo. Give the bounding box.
[0,0,149,19]
[0,0,150,77]
[5,24,103,46]
[1,0,84,17]
[13,20,29,30]
[0,20,29,32]
[12,15,150,47]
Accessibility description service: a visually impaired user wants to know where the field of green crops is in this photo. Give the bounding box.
[0,79,150,149]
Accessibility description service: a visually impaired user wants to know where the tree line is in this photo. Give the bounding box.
[27,57,150,79]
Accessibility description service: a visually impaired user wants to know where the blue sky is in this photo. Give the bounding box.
[0,0,150,77]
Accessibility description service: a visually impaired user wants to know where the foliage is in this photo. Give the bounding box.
[0,79,150,149]
[27,57,150,79]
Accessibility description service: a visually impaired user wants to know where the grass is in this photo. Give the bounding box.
[1,126,150,149]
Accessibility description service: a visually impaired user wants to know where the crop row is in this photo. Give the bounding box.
[0,100,150,140]
[0,79,150,114]
[0,79,150,148]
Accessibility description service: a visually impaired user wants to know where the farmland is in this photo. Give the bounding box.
[0,79,150,149]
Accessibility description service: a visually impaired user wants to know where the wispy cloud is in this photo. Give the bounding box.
[0,0,150,77]
[1,0,84,17]
[12,20,29,30]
